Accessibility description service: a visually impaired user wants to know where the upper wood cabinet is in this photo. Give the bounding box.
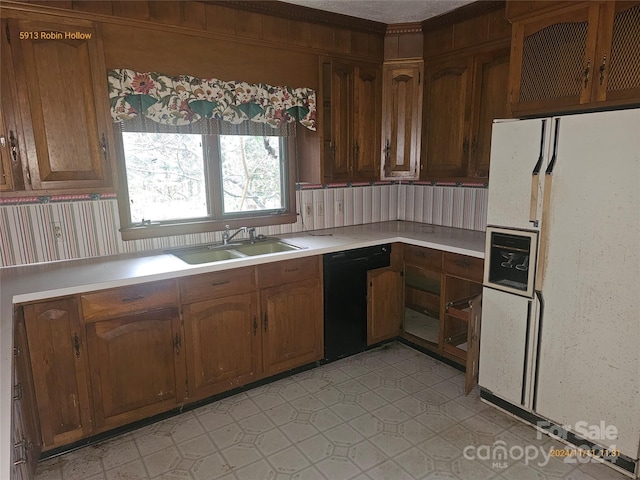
[380,61,423,180]
[6,17,115,191]
[1,19,22,192]
[471,49,511,178]
[0,113,14,192]
[422,47,510,181]
[508,1,640,116]
[322,59,381,182]
[422,57,474,179]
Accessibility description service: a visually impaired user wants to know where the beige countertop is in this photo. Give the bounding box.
[0,221,486,476]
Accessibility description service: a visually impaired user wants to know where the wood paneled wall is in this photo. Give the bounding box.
[12,1,385,62]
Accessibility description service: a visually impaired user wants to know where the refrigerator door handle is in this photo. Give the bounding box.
[544,118,561,175]
[532,291,544,412]
[521,299,533,406]
[536,119,561,290]
[529,120,547,226]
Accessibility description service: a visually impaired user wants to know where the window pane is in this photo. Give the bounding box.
[121,132,208,223]
[219,136,285,214]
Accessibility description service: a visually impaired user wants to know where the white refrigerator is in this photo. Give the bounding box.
[478,108,640,476]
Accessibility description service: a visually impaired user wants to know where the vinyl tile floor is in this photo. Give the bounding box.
[34,342,631,480]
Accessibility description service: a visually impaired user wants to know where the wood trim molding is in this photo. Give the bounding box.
[205,1,387,34]
[386,22,423,35]
[422,0,506,30]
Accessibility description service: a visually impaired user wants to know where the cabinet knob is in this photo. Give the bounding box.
[13,383,22,401]
[383,140,391,175]
[100,133,108,161]
[583,58,591,88]
[599,54,607,86]
[174,334,181,355]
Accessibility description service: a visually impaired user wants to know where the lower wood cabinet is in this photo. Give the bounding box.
[23,298,92,450]
[261,278,323,376]
[19,256,324,456]
[401,246,484,394]
[12,310,41,478]
[367,267,403,345]
[84,308,186,432]
[182,292,260,401]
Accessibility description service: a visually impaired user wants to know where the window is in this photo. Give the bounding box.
[107,68,317,240]
[116,131,297,240]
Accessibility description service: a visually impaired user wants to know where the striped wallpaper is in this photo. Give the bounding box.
[0,183,487,267]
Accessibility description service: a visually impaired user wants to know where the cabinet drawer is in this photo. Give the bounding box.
[179,267,256,304]
[404,245,442,270]
[80,280,177,322]
[443,253,483,282]
[258,256,320,288]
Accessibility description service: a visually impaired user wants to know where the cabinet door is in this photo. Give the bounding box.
[261,278,323,376]
[469,48,510,179]
[12,310,42,476]
[0,108,14,191]
[1,21,22,192]
[509,3,601,115]
[422,57,473,179]
[353,64,381,180]
[367,267,402,345]
[8,18,114,190]
[465,295,482,394]
[183,293,260,401]
[23,298,92,449]
[380,62,423,180]
[85,308,185,431]
[592,1,640,104]
[328,61,353,180]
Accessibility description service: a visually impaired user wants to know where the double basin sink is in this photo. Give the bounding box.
[171,238,303,265]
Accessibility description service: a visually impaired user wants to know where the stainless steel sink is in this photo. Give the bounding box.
[171,247,245,265]
[234,241,300,256]
[170,239,302,264]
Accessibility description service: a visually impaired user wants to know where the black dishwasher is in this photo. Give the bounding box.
[323,244,392,362]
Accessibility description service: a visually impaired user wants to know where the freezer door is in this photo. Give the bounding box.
[487,118,551,230]
[534,108,640,458]
[478,287,537,408]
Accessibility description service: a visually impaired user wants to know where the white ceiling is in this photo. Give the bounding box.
[279,0,476,25]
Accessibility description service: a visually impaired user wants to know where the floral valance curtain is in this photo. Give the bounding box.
[107,69,317,132]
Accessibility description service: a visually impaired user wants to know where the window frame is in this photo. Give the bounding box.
[113,127,298,241]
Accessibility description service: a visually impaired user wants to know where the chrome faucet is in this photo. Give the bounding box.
[222,225,246,245]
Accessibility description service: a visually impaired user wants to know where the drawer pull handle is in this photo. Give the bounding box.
[74,333,80,359]
[211,280,230,286]
[121,295,144,303]
[253,316,257,336]
[284,268,299,273]
[14,439,32,451]
[456,261,471,269]
[13,383,22,401]
[174,334,181,355]
[263,312,268,332]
